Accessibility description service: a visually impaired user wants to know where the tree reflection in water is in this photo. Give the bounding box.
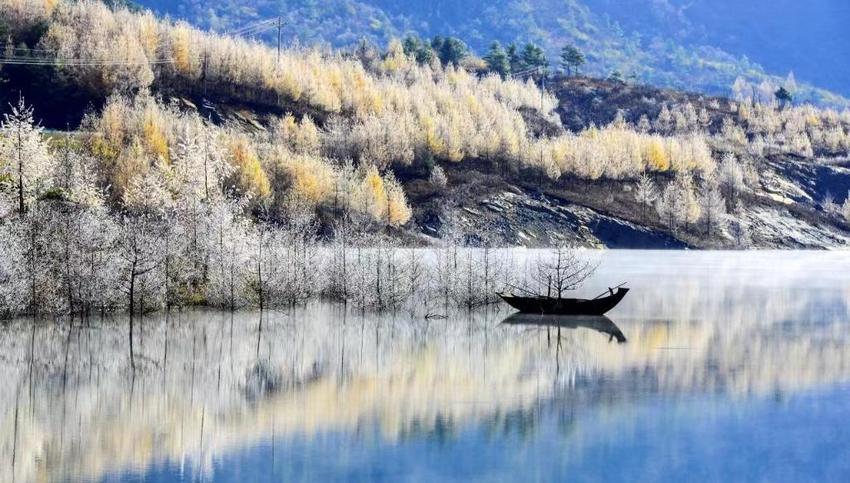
[0,251,849,481]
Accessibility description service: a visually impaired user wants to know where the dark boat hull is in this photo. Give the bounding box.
[498,288,629,316]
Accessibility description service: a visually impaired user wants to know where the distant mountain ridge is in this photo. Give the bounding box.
[135,0,850,107]
[584,0,850,99]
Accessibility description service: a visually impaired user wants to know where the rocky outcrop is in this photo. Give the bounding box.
[407,160,850,249]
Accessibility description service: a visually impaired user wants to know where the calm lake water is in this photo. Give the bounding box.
[3,250,850,482]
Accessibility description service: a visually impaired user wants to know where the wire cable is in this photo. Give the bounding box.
[225,18,278,36]
[0,56,176,66]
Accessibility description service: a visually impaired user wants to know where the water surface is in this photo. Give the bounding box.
[2,250,850,482]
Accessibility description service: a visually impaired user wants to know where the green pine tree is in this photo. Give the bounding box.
[431,36,468,66]
[775,86,793,109]
[608,70,625,84]
[560,45,585,76]
[402,35,434,64]
[521,43,548,72]
[507,42,524,73]
[483,41,511,78]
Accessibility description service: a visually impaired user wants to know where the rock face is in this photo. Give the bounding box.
[399,77,850,250]
[155,83,850,250]
[442,190,686,248]
[8,49,848,249]
[742,157,850,249]
[406,159,850,249]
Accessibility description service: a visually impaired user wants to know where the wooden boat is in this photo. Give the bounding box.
[498,287,629,316]
[500,313,627,343]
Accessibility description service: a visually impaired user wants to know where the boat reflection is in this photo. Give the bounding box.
[501,313,628,343]
[2,251,850,482]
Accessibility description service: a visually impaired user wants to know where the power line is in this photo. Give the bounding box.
[0,55,176,66]
[0,43,177,66]
[0,45,60,53]
[226,18,277,35]
[510,66,543,80]
[226,18,279,37]
[234,24,278,38]
[0,16,283,69]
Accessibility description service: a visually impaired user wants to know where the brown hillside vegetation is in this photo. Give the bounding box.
[0,0,848,240]
[1,0,715,184]
[1,0,850,320]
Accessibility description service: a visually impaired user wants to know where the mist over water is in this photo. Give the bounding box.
[2,250,850,482]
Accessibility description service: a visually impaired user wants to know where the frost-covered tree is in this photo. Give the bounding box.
[275,204,321,305]
[531,246,597,298]
[654,104,673,134]
[783,72,798,96]
[842,193,850,222]
[0,222,26,317]
[656,183,679,232]
[53,139,106,207]
[656,172,700,233]
[789,132,814,157]
[171,127,209,202]
[636,115,651,134]
[717,154,745,205]
[0,98,52,214]
[748,134,767,157]
[36,199,121,315]
[822,192,839,215]
[731,77,752,104]
[698,108,711,130]
[203,197,251,309]
[429,165,448,188]
[634,173,658,219]
[118,214,165,310]
[728,217,752,249]
[720,117,748,146]
[698,180,728,236]
[757,80,777,106]
[122,158,173,214]
[68,206,120,314]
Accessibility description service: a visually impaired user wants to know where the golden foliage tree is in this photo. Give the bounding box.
[227,134,271,200]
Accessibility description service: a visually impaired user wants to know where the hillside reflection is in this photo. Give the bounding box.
[1,251,850,482]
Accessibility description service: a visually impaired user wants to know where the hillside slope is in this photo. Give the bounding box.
[136,0,850,107]
[406,77,850,249]
[1,0,849,251]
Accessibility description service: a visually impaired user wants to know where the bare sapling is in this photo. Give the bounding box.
[531,246,599,298]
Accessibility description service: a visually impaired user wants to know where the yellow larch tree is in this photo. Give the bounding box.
[142,106,170,163]
[169,22,196,76]
[384,172,412,226]
[361,165,388,222]
[228,134,271,200]
[274,151,335,206]
[645,139,670,172]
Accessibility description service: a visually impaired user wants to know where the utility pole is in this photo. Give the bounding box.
[277,16,282,67]
[538,70,546,117]
[540,72,544,168]
[509,66,548,174]
[201,50,209,97]
[276,16,283,106]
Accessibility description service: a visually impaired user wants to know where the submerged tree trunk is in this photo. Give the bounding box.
[28,214,38,317]
[63,215,75,316]
[17,121,25,214]
[129,259,136,372]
